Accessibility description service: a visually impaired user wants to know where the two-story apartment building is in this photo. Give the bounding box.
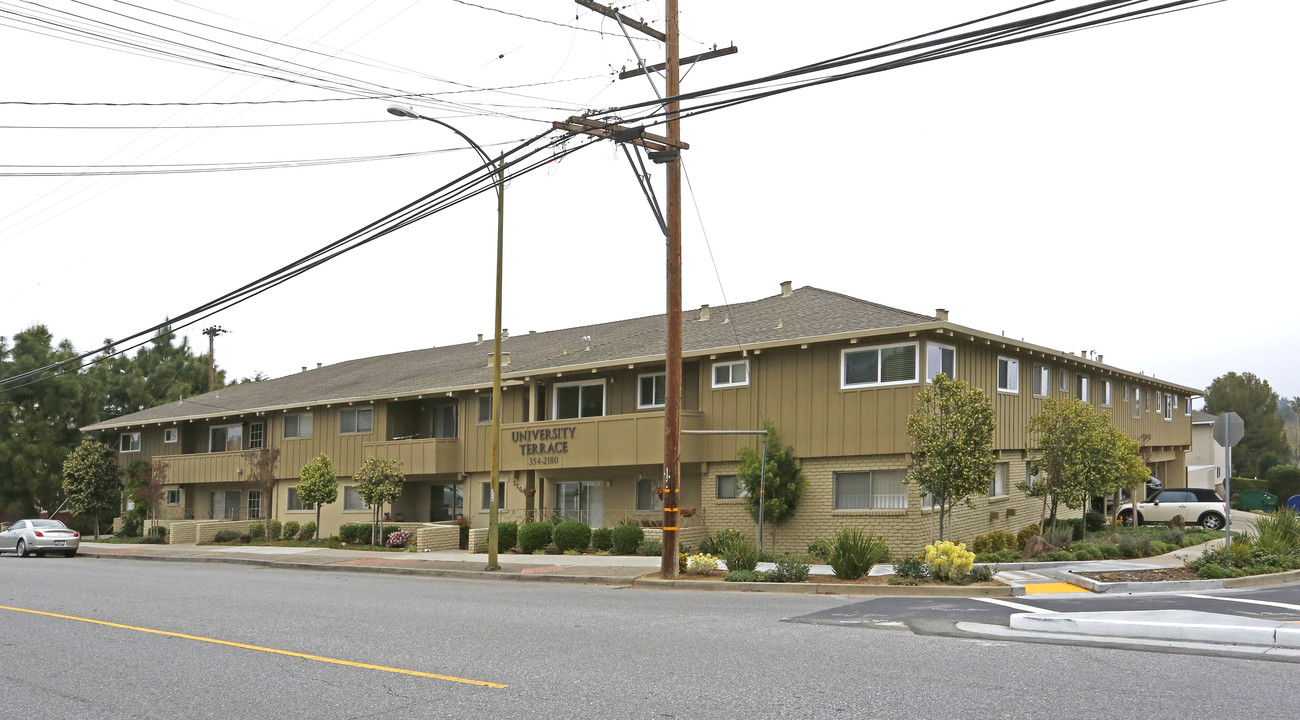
[82,283,1199,553]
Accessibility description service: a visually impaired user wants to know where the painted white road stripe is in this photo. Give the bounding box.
[974,598,1055,614]
[1181,594,1300,612]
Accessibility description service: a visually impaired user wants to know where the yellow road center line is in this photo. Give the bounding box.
[0,605,506,688]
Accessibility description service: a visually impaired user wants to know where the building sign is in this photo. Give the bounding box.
[511,426,577,466]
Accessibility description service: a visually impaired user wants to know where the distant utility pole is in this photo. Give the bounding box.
[566,1,736,578]
[201,325,228,392]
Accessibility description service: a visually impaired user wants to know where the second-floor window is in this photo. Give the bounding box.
[209,424,242,453]
[1132,388,1142,419]
[284,412,313,439]
[713,359,750,388]
[638,372,666,408]
[997,357,1019,394]
[163,428,178,443]
[248,422,264,449]
[1032,365,1050,397]
[120,432,141,453]
[1075,375,1090,402]
[339,407,373,434]
[1102,381,1113,406]
[1164,393,1174,421]
[842,343,917,389]
[554,379,605,419]
[432,403,457,438]
[926,343,955,382]
[1185,397,1192,416]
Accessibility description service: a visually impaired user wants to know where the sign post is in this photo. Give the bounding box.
[1212,412,1245,549]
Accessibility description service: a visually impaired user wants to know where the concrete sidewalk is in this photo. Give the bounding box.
[1010,609,1300,648]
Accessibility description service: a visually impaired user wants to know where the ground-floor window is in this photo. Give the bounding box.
[430,484,463,521]
[834,470,907,510]
[247,491,262,519]
[716,474,747,499]
[210,490,242,520]
[481,481,506,511]
[989,462,1009,497]
[636,477,663,510]
[166,489,180,505]
[344,486,369,511]
[287,486,313,511]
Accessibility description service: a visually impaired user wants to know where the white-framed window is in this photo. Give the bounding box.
[1156,392,1163,415]
[638,372,666,409]
[1163,393,1174,421]
[1025,463,1040,490]
[1123,384,1131,402]
[996,356,1019,394]
[1145,390,1152,413]
[1102,381,1113,407]
[286,486,313,511]
[284,412,313,439]
[842,343,918,389]
[339,407,373,435]
[1132,388,1142,419]
[926,342,956,382]
[1060,368,1069,392]
[716,474,747,500]
[247,490,262,520]
[248,422,264,449]
[477,395,492,425]
[344,486,369,511]
[1032,365,1050,397]
[1185,397,1192,416]
[120,432,141,453]
[713,359,750,388]
[166,489,180,505]
[834,470,907,510]
[480,481,505,511]
[554,379,605,419]
[1075,375,1090,403]
[636,477,664,510]
[989,462,1009,497]
[209,424,242,453]
[163,428,178,444]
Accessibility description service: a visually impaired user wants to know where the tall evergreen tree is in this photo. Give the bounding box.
[1205,372,1291,477]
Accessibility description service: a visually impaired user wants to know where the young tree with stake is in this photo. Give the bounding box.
[904,373,996,541]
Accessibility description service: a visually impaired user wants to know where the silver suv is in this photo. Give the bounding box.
[1117,488,1227,530]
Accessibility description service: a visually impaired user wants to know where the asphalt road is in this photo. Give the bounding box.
[4,557,1300,719]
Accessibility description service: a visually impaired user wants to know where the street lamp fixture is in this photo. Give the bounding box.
[387,104,506,571]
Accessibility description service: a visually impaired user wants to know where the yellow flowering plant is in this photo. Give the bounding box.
[686,553,719,575]
[924,541,975,582]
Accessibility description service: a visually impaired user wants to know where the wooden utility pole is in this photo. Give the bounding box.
[201,325,228,392]
[661,0,683,579]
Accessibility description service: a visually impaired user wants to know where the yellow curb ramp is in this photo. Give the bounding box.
[1021,582,1089,594]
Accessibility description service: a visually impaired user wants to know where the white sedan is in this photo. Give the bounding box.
[0,519,81,558]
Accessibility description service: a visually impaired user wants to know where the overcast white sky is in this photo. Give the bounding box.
[1,1,1296,403]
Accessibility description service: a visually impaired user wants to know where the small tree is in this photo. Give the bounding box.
[1026,398,1148,530]
[61,439,123,539]
[143,458,169,533]
[296,453,337,540]
[736,421,807,549]
[905,373,996,541]
[242,448,281,536]
[353,456,406,545]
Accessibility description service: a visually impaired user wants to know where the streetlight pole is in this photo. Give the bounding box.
[388,105,505,571]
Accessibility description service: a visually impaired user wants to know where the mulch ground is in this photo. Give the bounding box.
[642,572,1000,587]
[1075,567,1201,582]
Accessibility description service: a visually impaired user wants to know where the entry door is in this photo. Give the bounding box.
[430,484,463,521]
[556,482,604,526]
[211,491,242,520]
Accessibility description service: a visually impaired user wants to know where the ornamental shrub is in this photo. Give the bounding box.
[553,521,592,553]
[1067,543,1103,561]
[1085,511,1108,532]
[298,522,317,542]
[924,541,975,582]
[518,521,554,554]
[807,538,834,563]
[247,523,265,541]
[685,553,718,575]
[1252,508,1300,556]
[120,516,142,538]
[237,533,251,544]
[1039,551,1073,562]
[699,528,746,556]
[894,555,928,580]
[283,521,301,540]
[1016,524,1041,549]
[724,570,768,582]
[591,527,613,552]
[338,523,364,544]
[496,521,518,552]
[1117,534,1152,558]
[639,539,663,556]
[718,534,759,573]
[828,528,889,580]
[767,557,810,583]
[213,530,241,543]
[146,524,168,539]
[267,519,282,541]
[611,522,644,554]
[387,530,412,548]
[974,549,1021,564]
[972,530,1017,554]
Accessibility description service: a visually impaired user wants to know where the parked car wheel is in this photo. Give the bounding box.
[1199,512,1225,531]
[1118,510,1142,527]
[15,539,27,558]
[64,549,77,558]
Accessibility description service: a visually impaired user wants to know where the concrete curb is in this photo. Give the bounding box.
[78,550,1013,596]
[1052,566,1300,594]
[1010,610,1300,648]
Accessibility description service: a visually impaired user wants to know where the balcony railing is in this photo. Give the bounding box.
[363,438,460,475]
[156,451,246,485]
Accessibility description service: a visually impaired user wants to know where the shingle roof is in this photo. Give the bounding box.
[83,286,936,430]
[1192,409,1218,424]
